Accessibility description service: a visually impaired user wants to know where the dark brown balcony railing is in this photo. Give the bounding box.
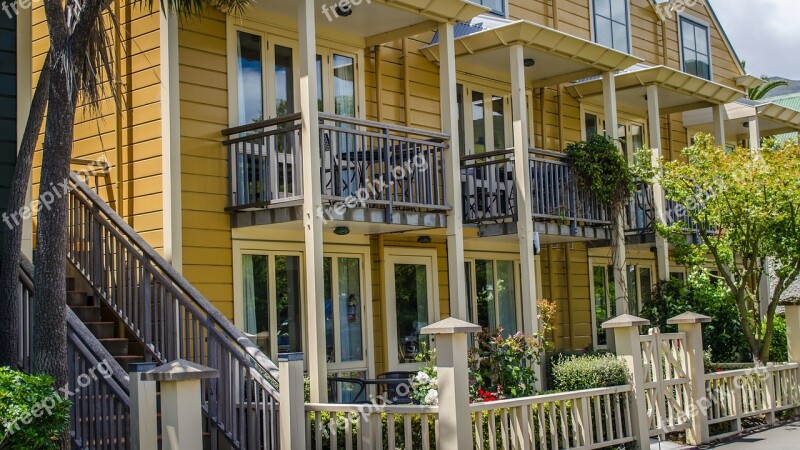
[626,181,707,235]
[222,114,450,218]
[461,148,611,231]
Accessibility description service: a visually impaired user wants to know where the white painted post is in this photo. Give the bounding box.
[438,22,469,321]
[784,302,800,363]
[667,312,711,445]
[421,318,481,450]
[712,104,726,147]
[646,85,671,281]
[602,71,629,315]
[602,314,651,450]
[129,362,158,450]
[298,0,327,403]
[279,353,306,450]
[141,360,220,450]
[510,44,540,347]
[748,116,761,152]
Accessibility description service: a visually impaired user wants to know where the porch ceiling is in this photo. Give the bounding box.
[419,20,641,87]
[566,65,745,116]
[253,0,488,42]
[682,100,800,141]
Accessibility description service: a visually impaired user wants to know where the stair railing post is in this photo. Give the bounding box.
[129,362,158,450]
[420,318,481,450]
[141,261,153,362]
[279,353,306,450]
[602,314,651,450]
[668,312,712,445]
[142,360,220,450]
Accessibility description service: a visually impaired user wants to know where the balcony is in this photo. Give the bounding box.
[461,148,611,240]
[626,181,706,244]
[222,114,451,228]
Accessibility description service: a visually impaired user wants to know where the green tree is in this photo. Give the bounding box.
[655,134,800,362]
[748,79,789,100]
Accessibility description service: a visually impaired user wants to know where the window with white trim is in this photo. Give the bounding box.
[680,16,711,80]
[469,0,506,16]
[465,258,521,335]
[592,0,630,53]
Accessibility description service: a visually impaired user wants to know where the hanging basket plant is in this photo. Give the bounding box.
[565,134,634,214]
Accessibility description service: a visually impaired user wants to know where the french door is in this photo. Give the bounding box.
[384,249,439,371]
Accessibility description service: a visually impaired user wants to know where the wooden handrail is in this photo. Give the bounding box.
[318,112,450,140]
[221,112,302,136]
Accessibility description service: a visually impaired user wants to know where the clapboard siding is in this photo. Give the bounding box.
[0,12,15,258]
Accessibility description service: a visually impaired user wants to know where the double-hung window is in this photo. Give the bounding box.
[680,16,711,80]
[592,0,630,53]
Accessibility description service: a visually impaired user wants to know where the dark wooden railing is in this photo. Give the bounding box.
[222,113,450,218]
[626,182,705,235]
[66,173,280,450]
[461,148,611,229]
[18,256,131,450]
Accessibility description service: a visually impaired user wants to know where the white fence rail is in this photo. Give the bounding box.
[470,385,635,450]
[305,403,439,450]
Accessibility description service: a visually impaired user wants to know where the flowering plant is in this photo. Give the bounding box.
[410,344,439,405]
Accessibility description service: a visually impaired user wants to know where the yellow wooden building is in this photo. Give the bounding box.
[21,0,800,404]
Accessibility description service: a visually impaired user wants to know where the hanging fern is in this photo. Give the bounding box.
[565,134,634,212]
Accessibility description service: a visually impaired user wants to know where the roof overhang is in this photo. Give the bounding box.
[736,74,766,90]
[253,0,488,44]
[566,65,745,115]
[682,100,800,142]
[419,20,641,87]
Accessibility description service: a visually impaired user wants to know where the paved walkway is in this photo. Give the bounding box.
[701,420,800,449]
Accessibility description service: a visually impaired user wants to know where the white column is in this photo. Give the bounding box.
[785,304,800,363]
[298,0,327,403]
[511,44,540,340]
[438,22,468,321]
[129,363,158,450]
[748,116,761,152]
[603,71,628,315]
[712,104,726,147]
[646,86,670,281]
[279,353,307,450]
[17,5,33,259]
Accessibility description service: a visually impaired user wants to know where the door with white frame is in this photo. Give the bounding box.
[465,255,522,336]
[384,248,440,372]
[590,260,655,348]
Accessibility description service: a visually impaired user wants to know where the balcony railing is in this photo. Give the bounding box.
[222,114,450,218]
[461,148,611,230]
[626,181,706,235]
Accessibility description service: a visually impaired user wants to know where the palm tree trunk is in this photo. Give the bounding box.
[0,53,51,368]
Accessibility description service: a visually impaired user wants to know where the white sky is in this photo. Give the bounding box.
[708,0,800,79]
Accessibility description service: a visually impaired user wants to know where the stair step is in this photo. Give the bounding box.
[66,277,76,291]
[99,338,129,356]
[114,355,144,371]
[84,322,117,339]
[67,291,90,307]
[71,305,102,322]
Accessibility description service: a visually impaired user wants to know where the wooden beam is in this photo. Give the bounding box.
[365,20,439,47]
[531,68,602,89]
[659,101,713,116]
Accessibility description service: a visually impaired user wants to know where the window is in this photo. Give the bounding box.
[592,263,655,346]
[323,256,366,371]
[470,259,519,335]
[592,0,630,53]
[237,32,264,125]
[456,83,512,156]
[470,0,505,16]
[680,16,711,80]
[585,113,599,138]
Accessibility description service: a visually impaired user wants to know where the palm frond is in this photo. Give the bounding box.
[147,0,253,18]
[748,80,789,101]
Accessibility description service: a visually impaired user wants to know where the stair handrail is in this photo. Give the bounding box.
[67,172,281,388]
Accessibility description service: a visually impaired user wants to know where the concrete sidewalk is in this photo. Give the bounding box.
[700,420,800,449]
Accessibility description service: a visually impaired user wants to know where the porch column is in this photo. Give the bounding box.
[748,116,761,151]
[511,44,540,340]
[646,86,670,281]
[602,71,629,314]
[712,104,726,147]
[438,22,468,321]
[298,0,327,403]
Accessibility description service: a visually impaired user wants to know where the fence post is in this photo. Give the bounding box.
[602,314,651,450]
[421,318,481,450]
[668,312,712,445]
[129,362,158,450]
[784,301,800,363]
[279,353,306,450]
[141,360,220,450]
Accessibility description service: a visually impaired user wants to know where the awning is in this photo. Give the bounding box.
[419,19,641,87]
[566,65,745,115]
[682,99,800,142]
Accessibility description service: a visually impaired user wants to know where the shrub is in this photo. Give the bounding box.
[0,367,70,450]
[765,315,788,363]
[551,354,630,392]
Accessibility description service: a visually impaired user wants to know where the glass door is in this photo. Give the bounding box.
[467,257,520,335]
[385,250,438,371]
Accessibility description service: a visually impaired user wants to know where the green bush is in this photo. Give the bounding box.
[766,315,788,363]
[551,354,630,392]
[0,367,70,450]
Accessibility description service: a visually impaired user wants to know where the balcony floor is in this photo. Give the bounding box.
[474,220,611,243]
[231,205,448,230]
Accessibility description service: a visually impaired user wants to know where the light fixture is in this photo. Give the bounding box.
[524,58,536,68]
[743,121,750,128]
[335,5,353,16]
[333,226,350,236]
[417,235,432,244]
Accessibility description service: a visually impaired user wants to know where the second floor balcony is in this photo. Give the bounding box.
[626,182,709,244]
[222,114,451,229]
[461,148,611,240]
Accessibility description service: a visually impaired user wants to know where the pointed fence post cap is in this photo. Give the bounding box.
[141,359,220,382]
[667,312,712,325]
[601,314,650,329]
[421,317,482,335]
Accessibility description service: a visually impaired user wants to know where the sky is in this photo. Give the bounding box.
[708,0,800,79]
